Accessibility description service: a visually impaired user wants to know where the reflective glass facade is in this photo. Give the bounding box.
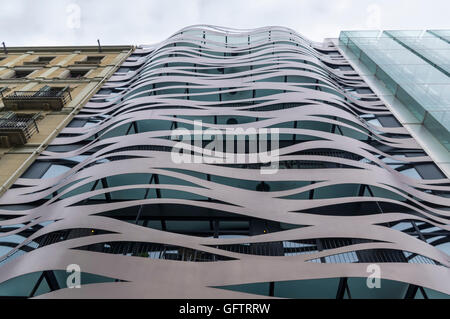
[339,30,450,150]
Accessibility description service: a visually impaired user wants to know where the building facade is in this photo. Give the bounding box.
[338,30,450,176]
[0,26,448,298]
[0,45,134,196]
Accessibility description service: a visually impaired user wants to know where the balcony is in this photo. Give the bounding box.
[73,56,104,67]
[22,56,56,66]
[74,60,100,65]
[1,87,72,111]
[0,112,40,147]
[22,61,48,66]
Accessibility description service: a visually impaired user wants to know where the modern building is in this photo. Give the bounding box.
[0,45,134,196]
[338,30,450,176]
[0,26,448,299]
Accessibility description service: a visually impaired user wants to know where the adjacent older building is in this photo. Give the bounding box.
[0,45,134,195]
[0,26,448,299]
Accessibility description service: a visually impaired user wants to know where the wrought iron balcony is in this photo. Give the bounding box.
[22,61,49,66]
[0,112,40,147]
[74,60,100,65]
[1,87,72,111]
[73,56,104,66]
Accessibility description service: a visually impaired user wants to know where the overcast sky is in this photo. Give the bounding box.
[1,0,449,46]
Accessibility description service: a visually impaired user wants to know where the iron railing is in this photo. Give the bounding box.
[22,61,49,66]
[74,60,101,65]
[0,113,40,140]
[1,87,72,105]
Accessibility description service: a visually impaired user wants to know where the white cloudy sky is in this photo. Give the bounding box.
[1,0,449,46]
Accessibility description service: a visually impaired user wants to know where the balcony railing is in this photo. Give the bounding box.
[22,61,49,66]
[1,87,72,111]
[74,60,101,65]
[0,112,40,147]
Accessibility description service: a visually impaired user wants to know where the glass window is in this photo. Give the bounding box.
[41,164,71,178]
